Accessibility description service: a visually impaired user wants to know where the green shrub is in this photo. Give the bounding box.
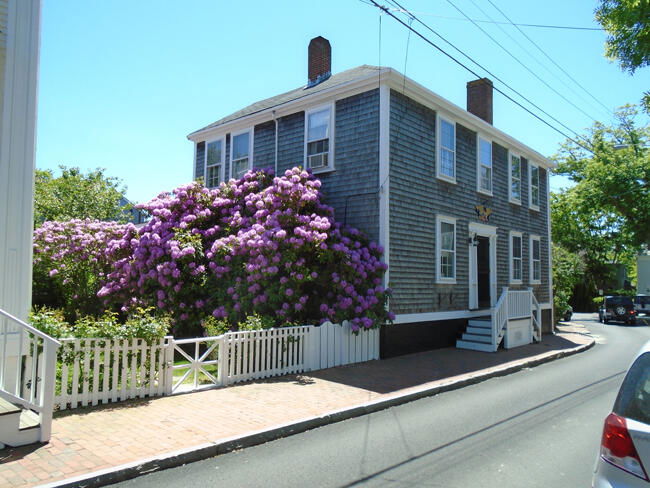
[202,313,277,337]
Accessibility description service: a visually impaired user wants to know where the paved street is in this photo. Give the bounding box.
[110,315,650,488]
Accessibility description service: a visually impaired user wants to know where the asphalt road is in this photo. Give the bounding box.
[110,315,650,488]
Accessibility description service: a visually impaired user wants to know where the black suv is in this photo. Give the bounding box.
[599,296,637,325]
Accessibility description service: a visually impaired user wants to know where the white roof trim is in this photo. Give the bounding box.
[188,67,554,169]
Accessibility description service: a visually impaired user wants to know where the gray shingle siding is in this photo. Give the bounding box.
[388,89,550,315]
[277,112,305,173]
[319,89,380,241]
[253,121,275,170]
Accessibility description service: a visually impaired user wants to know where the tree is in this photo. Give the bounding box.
[595,0,650,74]
[34,166,129,226]
[553,105,650,247]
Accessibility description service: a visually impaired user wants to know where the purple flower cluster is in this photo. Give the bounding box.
[33,219,132,317]
[94,167,391,332]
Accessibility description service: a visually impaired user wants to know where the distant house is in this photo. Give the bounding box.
[187,37,554,356]
[118,196,149,225]
[638,254,650,295]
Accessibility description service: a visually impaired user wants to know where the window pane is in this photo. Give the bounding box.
[533,239,540,260]
[480,139,492,168]
[206,165,221,188]
[481,166,492,192]
[441,119,454,150]
[232,133,250,160]
[441,251,455,279]
[514,258,522,281]
[534,261,541,281]
[308,109,330,141]
[233,157,249,179]
[512,179,521,200]
[440,148,455,177]
[441,222,455,251]
[511,156,521,179]
[308,139,329,156]
[207,140,222,166]
[513,236,522,258]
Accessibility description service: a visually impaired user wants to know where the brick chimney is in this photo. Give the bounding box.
[307,36,331,87]
[467,78,493,125]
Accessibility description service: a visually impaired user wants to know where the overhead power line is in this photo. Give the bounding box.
[485,0,613,117]
[383,10,604,31]
[371,0,592,153]
[443,0,598,123]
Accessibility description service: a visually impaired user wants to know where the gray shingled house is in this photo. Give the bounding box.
[187,37,554,357]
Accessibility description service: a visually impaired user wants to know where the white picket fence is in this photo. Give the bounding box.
[53,321,379,410]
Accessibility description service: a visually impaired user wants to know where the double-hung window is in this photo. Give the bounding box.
[478,137,493,195]
[231,130,252,180]
[437,117,456,182]
[530,235,541,284]
[436,216,456,283]
[305,106,332,171]
[529,163,540,210]
[509,153,522,204]
[204,138,224,188]
[510,231,523,284]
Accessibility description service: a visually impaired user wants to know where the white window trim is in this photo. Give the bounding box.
[204,136,225,188]
[529,162,540,211]
[436,215,457,284]
[530,235,542,284]
[509,231,523,284]
[436,116,456,184]
[229,128,254,180]
[508,151,522,205]
[304,103,335,174]
[476,135,493,196]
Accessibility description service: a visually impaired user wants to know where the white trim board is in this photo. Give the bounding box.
[394,302,552,324]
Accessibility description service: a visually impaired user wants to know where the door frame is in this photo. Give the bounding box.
[468,222,498,310]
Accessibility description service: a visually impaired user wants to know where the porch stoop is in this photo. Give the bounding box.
[456,317,496,352]
[0,397,41,449]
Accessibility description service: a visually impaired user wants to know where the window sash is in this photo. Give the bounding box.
[479,138,492,193]
[205,140,223,188]
[439,119,455,179]
[306,108,331,170]
[532,238,541,282]
[511,235,522,281]
[530,165,540,207]
[439,221,456,280]
[510,155,521,202]
[307,108,330,142]
[232,132,251,179]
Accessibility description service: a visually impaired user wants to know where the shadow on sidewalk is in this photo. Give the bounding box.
[304,333,587,395]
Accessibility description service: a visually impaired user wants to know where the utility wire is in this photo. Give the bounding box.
[382,9,603,31]
[485,0,614,117]
[468,0,606,121]
[375,0,592,152]
[444,0,598,123]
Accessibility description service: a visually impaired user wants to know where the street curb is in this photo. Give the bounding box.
[38,338,595,488]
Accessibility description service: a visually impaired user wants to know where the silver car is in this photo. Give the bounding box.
[593,341,650,486]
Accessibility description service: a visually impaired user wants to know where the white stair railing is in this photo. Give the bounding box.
[529,288,542,341]
[0,308,60,442]
[491,287,509,351]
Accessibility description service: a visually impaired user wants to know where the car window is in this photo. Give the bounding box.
[614,352,650,425]
[636,296,650,305]
[607,296,633,306]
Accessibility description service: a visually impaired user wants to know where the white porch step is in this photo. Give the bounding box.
[0,397,41,448]
[466,326,491,335]
[468,318,491,328]
[456,339,496,352]
[461,333,491,344]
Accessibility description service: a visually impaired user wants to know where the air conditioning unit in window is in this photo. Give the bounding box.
[309,153,328,169]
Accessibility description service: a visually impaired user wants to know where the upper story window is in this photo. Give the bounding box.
[510,231,523,284]
[305,105,333,172]
[437,117,456,182]
[436,216,457,283]
[205,138,224,188]
[509,153,522,204]
[231,130,252,180]
[529,163,540,210]
[530,235,541,284]
[477,137,493,195]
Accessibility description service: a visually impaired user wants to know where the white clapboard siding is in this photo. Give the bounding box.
[54,337,168,410]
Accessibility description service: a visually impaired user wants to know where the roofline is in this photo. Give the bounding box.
[187,67,554,168]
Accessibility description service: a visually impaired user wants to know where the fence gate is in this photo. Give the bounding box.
[168,336,223,394]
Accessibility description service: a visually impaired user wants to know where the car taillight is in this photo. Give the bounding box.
[631,310,636,315]
[601,413,649,480]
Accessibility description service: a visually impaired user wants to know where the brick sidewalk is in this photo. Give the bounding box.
[0,326,592,488]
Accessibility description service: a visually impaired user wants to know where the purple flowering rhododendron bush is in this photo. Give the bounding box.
[33,219,132,320]
[99,167,392,334]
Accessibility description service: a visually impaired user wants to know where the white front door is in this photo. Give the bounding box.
[468,222,498,310]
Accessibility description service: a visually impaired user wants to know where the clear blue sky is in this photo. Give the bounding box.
[37,0,649,204]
